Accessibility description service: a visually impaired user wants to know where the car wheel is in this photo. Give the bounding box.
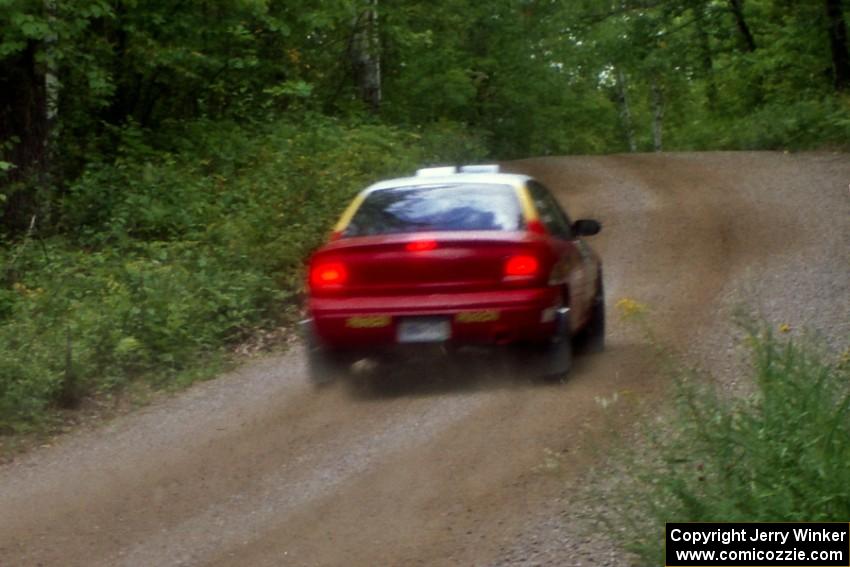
[577,280,605,354]
[303,322,351,387]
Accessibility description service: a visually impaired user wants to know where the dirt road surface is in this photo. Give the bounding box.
[1,153,848,566]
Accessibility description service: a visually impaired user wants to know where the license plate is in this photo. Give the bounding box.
[396,317,451,343]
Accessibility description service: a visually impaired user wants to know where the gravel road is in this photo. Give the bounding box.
[1,153,848,566]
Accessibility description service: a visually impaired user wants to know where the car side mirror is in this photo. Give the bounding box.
[572,219,601,237]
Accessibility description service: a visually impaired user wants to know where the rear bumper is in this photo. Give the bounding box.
[308,287,562,350]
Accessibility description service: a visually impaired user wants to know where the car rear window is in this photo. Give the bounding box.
[343,184,524,237]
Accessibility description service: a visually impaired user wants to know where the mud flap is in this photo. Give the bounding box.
[542,307,573,380]
[301,319,351,386]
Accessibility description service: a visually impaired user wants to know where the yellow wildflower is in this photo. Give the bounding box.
[616,297,647,319]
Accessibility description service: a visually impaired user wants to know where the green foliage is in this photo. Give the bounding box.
[0,116,486,432]
[659,95,850,151]
[604,329,850,564]
[4,0,850,194]
[730,97,850,150]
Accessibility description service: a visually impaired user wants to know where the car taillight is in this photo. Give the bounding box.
[504,255,539,277]
[310,262,347,288]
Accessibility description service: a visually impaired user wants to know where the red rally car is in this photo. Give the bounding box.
[303,165,604,383]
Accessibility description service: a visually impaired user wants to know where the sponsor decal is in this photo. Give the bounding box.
[455,310,500,323]
[345,315,391,328]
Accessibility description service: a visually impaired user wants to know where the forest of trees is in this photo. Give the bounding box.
[1,0,849,430]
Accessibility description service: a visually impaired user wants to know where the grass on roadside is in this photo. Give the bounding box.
[601,324,850,565]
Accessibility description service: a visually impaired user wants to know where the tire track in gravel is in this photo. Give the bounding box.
[1,152,847,567]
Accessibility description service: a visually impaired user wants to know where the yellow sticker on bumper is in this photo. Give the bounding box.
[346,315,391,328]
[455,310,499,323]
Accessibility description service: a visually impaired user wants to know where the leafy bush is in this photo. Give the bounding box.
[666,96,850,151]
[0,116,487,432]
[604,328,850,565]
[733,97,850,150]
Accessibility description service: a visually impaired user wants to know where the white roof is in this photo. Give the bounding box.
[363,170,532,195]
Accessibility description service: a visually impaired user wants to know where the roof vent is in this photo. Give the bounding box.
[415,166,457,177]
[459,164,500,174]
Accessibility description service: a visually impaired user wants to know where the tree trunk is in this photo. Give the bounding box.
[825,0,850,91]
[45,0,59,125]
[694,4,718,109]
[650,75,664,152]
[351,0,381,112]
[728,0,757,52]
[615,69,637,152]
[0,41,49,234]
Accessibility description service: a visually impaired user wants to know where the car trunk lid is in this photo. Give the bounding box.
[309,232,552,296]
